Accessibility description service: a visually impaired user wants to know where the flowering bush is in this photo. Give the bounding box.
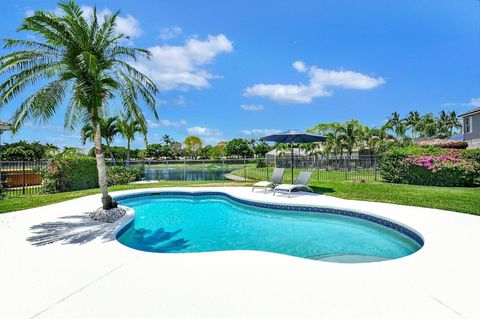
[380,147,480,187]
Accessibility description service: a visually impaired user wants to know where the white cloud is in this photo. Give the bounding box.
[147,119,187,128]
[26,6,143,40]
[292,60,307,73]
[80,6,143,39]
[469,98,480,107]
[158,26,182,40]
[241,128,281,137]
[244,61,385,104]
[187,126,223,137]
[131,34,233,91]
[240,104,264,111]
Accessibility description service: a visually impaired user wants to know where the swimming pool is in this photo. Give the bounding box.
[116,192,423,262]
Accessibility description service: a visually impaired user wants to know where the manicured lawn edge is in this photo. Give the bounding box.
[1,180,479,216]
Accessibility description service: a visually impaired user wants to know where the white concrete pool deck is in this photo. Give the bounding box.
[1,186,479,319]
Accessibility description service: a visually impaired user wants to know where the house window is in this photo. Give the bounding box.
[463,116,472,134]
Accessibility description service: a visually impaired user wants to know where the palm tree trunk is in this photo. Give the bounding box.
[127,138,131,164]
[94,122,115,210]
[106,140,116,165]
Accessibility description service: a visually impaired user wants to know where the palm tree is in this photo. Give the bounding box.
[0,1,158,209]
[338,120,364,158]
[417,113,437,138]
[117,113,147,162]
[387,112,402,128]
[81,116,119,163]
[405,111,421,139]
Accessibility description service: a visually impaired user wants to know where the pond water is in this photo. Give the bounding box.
[144,168,234,181]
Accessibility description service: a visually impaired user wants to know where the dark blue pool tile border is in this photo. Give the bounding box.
[115,191,424,247]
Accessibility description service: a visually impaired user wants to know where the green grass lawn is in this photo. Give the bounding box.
[230,166,378,182]
[1,179,479,216]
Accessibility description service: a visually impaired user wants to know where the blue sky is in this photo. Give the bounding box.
[0,0,479,149]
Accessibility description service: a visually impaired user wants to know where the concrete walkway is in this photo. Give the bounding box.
[1,187,479,318]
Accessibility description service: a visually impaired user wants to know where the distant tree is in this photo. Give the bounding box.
[2,146,36,161]
[253,141,271,157]
[184,136,203,158]
[338,120,365,158]
[81,116,119,163]
[417,113,438,138]
[405,111,421,139]
[117,113,147,162]
[145,144,163,159]
[225,138,254,158]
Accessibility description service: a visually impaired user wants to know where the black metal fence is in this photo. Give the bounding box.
[0,156,380,197]
[0,160,49,196]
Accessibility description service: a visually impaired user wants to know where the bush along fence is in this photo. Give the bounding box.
[380,147,480,187]
[0,155,380,197]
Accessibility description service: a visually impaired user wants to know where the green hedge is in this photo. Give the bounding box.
[40,156,99,193]
[380,146,480,187]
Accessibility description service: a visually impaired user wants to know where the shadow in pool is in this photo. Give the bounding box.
[27,214,117,246]
[125,227,189,253]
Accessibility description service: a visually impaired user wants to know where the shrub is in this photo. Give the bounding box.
[107,165,144,186]
[255,158,267,168]
[39,155,98,193]
[380,147,480,187]
[0,182,4,200]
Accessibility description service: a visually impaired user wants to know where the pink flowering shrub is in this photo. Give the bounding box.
[381,147,480,187]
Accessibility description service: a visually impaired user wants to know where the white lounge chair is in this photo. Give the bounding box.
[252,168,285,194]
[273,172,313,197]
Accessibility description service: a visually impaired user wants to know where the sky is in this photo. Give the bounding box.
[0,0,479,149]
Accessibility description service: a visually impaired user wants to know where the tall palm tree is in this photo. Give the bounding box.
[81,116,119,163]
[447,111,461,135]
[0,1,158,209]
[117,113,147,162]
[405,111,421,139]
[387,112,402,128]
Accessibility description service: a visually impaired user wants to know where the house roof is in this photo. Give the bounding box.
[0,120,13,131]
[459,107,480,118]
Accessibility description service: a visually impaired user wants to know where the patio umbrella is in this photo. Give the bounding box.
[260,129,326,183]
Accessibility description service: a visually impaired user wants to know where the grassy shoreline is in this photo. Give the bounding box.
[1,180,479,216]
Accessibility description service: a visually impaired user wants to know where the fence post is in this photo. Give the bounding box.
[243,157,247,181]
[265,158,268,180]
[22,161,26,195]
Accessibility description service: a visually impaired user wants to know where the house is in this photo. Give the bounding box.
[459,108,480,149]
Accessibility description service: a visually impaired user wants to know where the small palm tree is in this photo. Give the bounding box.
[81,116,119,163]
[338,120,364,159]
[0,1,158,209]
[405,111,421,139]
[117,113,147,162]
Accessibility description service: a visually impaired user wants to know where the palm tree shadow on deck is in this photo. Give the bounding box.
[27,214,118,246]
[27,214,190,253]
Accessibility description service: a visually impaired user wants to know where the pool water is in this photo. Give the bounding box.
[116,195,422,262]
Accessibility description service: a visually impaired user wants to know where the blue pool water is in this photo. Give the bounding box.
[116,194,422,262]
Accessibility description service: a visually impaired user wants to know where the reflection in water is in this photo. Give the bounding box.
[145,168,233,181]
[128,227,189,252]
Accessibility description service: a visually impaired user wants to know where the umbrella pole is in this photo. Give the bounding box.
[291,141,294,183]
